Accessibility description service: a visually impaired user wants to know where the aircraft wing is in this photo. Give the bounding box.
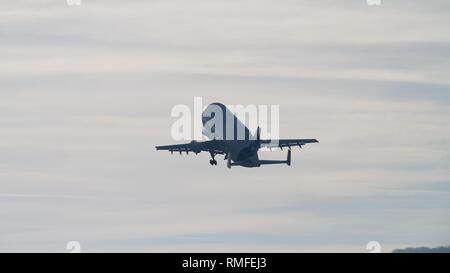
[260,139,319,149]
[155,140,225,155]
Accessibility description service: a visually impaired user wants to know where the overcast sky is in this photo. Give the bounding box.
[1,0,449,252]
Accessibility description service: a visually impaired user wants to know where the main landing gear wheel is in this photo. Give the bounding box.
[209,159,218,166]
[209,150,218,166]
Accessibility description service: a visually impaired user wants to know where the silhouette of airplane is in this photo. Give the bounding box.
[156,103,318,168]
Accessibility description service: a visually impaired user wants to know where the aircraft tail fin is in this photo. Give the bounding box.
[287,149,291,166]
[227,153,232,169]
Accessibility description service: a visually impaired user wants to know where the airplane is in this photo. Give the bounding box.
[156,103,318,168]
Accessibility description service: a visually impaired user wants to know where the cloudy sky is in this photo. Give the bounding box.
[1,0,449,252]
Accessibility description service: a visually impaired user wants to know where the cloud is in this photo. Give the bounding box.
[393,246,450,253]
[0,0,449,252]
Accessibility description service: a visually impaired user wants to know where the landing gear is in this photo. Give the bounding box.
[209,150,218,166]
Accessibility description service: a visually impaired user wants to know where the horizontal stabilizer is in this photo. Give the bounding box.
[259,149,291,166]
[258,160,289,165]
